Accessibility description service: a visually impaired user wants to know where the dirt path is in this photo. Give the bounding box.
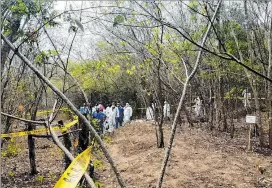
[2,120,272,187]
[98,120,272,188]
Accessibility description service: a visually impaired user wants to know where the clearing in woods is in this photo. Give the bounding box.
[2,120,272,187]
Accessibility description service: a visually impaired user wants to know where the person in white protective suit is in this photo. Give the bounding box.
[105,104,111,117]
[242,89,251,108]
[107,102,119,134]
[163,101,171,121]
[194,97,203,117]
[123,103,133,124]
[146,103,155,120]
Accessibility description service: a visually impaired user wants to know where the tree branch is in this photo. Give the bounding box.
[1,112,46,125]
[47,100,96,187]
[156,1,222,187]
[1,32,125,188]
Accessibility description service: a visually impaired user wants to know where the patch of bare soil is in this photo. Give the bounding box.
[97,120,272,188]
[2,120,272,188]
[2,136,64,188]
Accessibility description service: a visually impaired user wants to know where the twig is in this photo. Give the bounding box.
[1,112,46,125]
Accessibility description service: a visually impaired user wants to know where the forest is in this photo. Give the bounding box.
[1,0,272,187]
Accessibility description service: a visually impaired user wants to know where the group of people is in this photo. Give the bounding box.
[79,102,133,135]
[146,101,171,121]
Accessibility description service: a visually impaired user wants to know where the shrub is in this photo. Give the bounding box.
[1,138,21,158]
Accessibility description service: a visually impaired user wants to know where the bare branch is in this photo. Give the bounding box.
[1,112,46,125]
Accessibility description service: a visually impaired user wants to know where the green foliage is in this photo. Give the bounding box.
[10,0,27,14]
[35,175,44,184]
[92,118,100,129]
[102,135,112,144]
[8,171,15,177]
[113,15,125,27]
[93,159,103,169]
[164,33,170,40]
[188,0,199,10]
[48,172,57,181]
[1,138,21,158]
[95,181,103,188]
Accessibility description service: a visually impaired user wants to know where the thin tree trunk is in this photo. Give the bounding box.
[28,112,38,175]
[220,80,227,132]
[243,0,264,147]
[78,118,90,151]
[209,81,214,130]
[215,79,221,129]
[232,26,265,147]
[156,2,222,186]
[268,17,272,149]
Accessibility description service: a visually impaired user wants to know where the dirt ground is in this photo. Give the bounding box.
[2,120,272,188]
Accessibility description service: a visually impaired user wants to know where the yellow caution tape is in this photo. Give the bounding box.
[26,107,73,117]
[60,120,79,132]
[54,146,92,188]
[1,120,78,138]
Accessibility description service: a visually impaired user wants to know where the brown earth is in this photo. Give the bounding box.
[2,120,272,188]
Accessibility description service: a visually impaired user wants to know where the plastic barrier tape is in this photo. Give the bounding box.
[1,120,78,138]
[26,107,72,117]
[54,146,92,188]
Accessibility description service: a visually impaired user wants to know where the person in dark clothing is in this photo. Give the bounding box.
[79,103,90,119]
[116,103,124,128]
[96,109,105,134]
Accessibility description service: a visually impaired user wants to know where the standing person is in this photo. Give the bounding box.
[105,103,111,117]
[123,103,133,124]
[116,102,124,128]
[98,103,105,112]
[79,103,90,119]
[107,102,119,135]
[242,89,251,108]
[92,108,98,119]
[146,103,154,120]
[194,97,203,117]
[96,109,106,135]
[91,104,96,114]
[163,101,171,121]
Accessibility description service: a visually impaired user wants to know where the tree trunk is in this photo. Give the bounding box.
[156,65,164,148]
[243,0,265,147]
[220,80,227,132]
[1,15,21,75]
[156,2,222,186]
[215,79,221,129]
[78,118,90,152]
[268,17,272,149]
[59,121,72,169]
[208,81,214,130]
[28,112,38,175]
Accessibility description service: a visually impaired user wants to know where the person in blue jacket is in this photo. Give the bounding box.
[79,103,90,119]
[116,102,124,128]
